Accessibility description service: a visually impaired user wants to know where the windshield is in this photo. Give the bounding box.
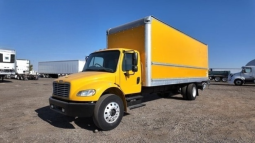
[83,50,120,73]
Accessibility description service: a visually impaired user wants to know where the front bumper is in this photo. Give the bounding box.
[49,97,95,117]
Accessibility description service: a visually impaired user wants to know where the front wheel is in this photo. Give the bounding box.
[93,94,124,131]
[234,79,243,86]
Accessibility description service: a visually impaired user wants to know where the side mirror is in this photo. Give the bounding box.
[132,53,138,66]
[132,65,138,72]
[85,56,89,62]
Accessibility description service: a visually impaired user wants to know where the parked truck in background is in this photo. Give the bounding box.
[0,49,16,81]
[209,70,230,82]
[228,66,255,85]
[49,16,209,131]
[38,60,85,78]
[14,59,38,80]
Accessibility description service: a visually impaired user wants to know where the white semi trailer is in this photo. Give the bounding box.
[38,60,85,78]
[0,49,16,81]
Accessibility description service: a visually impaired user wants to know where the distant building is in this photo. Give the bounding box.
[246,59,255,66]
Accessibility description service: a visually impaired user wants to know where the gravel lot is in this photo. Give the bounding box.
[0,78,255,142]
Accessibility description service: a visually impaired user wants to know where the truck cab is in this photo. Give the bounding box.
[49,48,140,130]
[228,66,255,85]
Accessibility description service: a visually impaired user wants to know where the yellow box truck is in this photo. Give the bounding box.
[49,16,209,131]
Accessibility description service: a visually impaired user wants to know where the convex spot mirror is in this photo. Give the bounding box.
[132,53,138,72]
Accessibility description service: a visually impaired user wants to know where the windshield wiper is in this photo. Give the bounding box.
[83,68,114,73]
[97,68,114,72]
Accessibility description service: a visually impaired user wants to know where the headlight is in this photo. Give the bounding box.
[77,89,96,97]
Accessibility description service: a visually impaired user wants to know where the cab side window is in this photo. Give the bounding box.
[122,53,132,71]
[244,68,252,73]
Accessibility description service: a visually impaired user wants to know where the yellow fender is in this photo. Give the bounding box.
[70,81,128,112]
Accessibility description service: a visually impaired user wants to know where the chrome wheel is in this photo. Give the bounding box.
[103,102,120,124]
[192,87,197,98]
[187,83,197,100]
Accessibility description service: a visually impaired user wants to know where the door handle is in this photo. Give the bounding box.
[137,77,140,84]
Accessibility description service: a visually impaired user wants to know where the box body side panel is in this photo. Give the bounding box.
[150,18,208,85]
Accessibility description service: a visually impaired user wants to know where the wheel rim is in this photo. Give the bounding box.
[104,102,120,123]
[215,77,220,82]
[192,86,196,98]
[236,80,242,85]
[222,78,227,82]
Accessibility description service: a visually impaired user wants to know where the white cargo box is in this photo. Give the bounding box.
[0,48,16,75]
[16,59,30,74]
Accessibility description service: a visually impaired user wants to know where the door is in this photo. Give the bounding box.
[241,67,254,83]
[119,52,141,94]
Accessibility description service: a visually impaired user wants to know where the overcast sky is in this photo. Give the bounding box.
[0,0,255,70]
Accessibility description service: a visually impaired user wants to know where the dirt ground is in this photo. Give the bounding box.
[0,78,255,143]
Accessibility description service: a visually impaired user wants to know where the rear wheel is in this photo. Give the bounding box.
[181,85,187,100]
[186,84,197,100]
[222,77,227,82]
[93,94,124,131]
[214,77,221,82]
[234,79,243,86]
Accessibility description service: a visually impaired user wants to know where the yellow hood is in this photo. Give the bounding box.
[53,71,117,101]
[55,71,115,83]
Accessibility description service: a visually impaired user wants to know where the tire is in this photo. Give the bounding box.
[222,77,227,82]
[209,76,213,80]
[181,85,187,100]
[214,77,221,82]
[186,84,197,100]
[93,94,124,131]
[234,79,243,86]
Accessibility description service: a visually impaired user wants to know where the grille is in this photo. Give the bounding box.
[53,82,70,97]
